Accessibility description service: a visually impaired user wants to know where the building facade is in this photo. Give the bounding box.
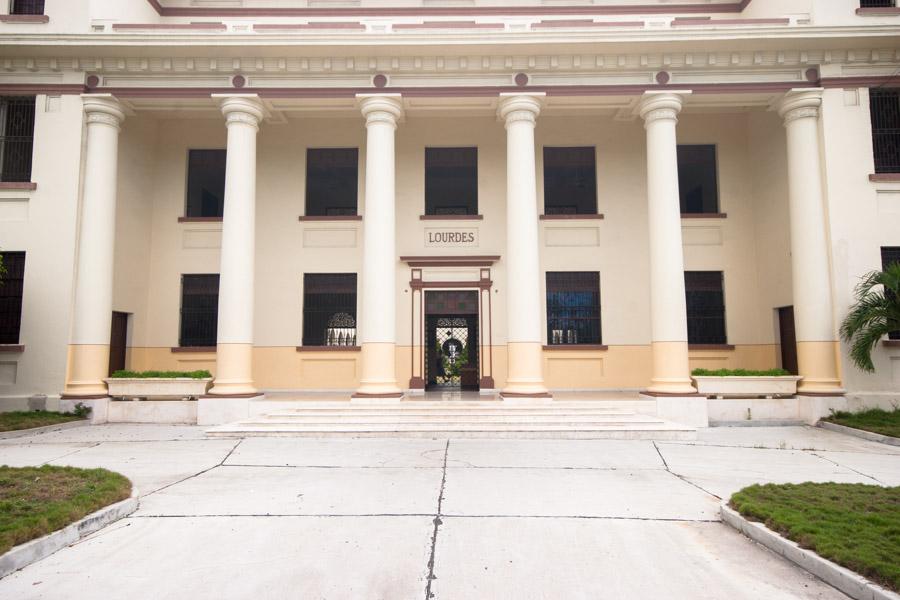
[0,0,899,423]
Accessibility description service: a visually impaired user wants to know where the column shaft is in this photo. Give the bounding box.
[498,93,550,398]
[63,95,125,397]
[639,92,695,395]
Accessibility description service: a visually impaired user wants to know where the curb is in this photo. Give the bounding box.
[0,488,139,579]
[721,504,900,600]
[818,421,900,447]
[0,419,90,440]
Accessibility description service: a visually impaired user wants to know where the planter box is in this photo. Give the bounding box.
[105,378,212,400]
[692,376,802,397]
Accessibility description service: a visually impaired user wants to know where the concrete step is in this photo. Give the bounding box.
[250,415,661,425]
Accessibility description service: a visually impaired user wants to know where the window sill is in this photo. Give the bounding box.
[883,340,900,348]
[542,344,608,351]
[296,346,361,352]
[0,15,49,23]
[0,182,36,190]
[419,214,483,220]
[856,7,900,15]
[681,213,727,219]
[869,173,900,182]
[0,344,24,353]
[539,214,605,220]
[689,344,736,351]
[298,215,362,221]
[178,217,222,223]
[171,346,216,353]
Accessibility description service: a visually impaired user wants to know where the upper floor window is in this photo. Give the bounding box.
[186,150,225,218]
[685,271,727,345]
[860,1,896,8]
[0,252,25,344]
[10,0,45,15]
[302,273,357,347]
[870,88,900,174]
[179,274,219,347]
[425,147,478,216]
[306,148,358,217]
[0,96,35,183]
[882,247,900,340]
[543,147,597,215]
[546,271,601,345]
[677,145,719,214]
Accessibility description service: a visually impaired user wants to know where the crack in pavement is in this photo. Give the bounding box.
[141,438,243,497]
[653,441,723,502]
[809,451,885,485]
[424,439,450,600]
[37,442,103,466]
[128,513,720,522]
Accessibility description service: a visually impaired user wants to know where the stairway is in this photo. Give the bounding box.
[205,400,696,440]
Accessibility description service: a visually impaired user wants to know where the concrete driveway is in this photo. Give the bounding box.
[0,424,896,599]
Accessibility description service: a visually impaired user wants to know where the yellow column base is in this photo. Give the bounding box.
[62,344,111,397]
[207,343,258,396]
[647,341,696,394]
[353,342,403,398]
[797,341,844,394]
[501,342,551,398]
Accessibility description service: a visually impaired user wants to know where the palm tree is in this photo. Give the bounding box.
[840,262,900,372]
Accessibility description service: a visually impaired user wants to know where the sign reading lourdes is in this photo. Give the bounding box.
[424,228,479,248]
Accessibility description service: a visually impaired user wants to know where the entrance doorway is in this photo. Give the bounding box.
[108,311,129,376]
[424,291,479,390]
[778,306,798,375]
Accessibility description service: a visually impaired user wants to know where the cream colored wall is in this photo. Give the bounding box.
[0,95,84,402]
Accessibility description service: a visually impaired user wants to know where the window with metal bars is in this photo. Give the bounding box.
[685,271,727,344]
[0,252,25,344]
[302,273,357,347]
[677,145,719,214]
[860,1,896,8]
[305,148,358,216]
[10,0,45,15]
[185,150,226,218]
[882,247,900,340]
[179,274,219,347]
[543,147,598,215]
[546,272,601,345]
[425,147,478,215]
[0,97,35,183]
[870,88,900,173]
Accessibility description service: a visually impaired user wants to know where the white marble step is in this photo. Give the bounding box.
[249,415,660,425]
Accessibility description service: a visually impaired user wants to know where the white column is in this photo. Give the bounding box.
[777,89,843,394]
[498,93,550,398]
[207,95,265,397]
[638,91,696,395]
[63,94,125,397]
[353,94,403,399]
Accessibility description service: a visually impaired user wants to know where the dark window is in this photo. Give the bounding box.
[302,274,357,346]
[186,150,226,218]
[306,148,358,216]
[677,145,719,214]
[10,0,45,15]
[870,88,900,174]
[546,272,601,345]
[860,1,896,8]
[425,147,478,215]
[882,247,900,340]
[179,274,219,347]
[0,252,25,344]
[685,271,727,345]
[543,147,597,215]
[0,97,35,183]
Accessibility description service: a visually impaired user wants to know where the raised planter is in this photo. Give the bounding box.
[692,375,802,397]
[105,378,212,401]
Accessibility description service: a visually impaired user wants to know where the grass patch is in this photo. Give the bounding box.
[0,411,86,433]
[110,369,212,379]
[692,368,792,377]
[0,465,132,555]
[823,408,900,439]
[730,483,900,592]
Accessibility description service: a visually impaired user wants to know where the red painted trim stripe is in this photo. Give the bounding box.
[145,0,747,17]
[856,7,900,15]
[670,17,789,26]
[112,22,227,30]
[393,21,504,30]
[0,84,86,95]
[532,19,644,28]
[253,22,366,30]
[0,14,49,23]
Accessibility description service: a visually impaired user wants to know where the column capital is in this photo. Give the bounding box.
[357,94,403,128]
[213,94,266,129]
[778,88,824,126]
[81,94,125,129]
[497,93,545,128]
[638,91,691,127]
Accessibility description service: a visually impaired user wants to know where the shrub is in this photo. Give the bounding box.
[691,368,791,377]
[110,370,212,379]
